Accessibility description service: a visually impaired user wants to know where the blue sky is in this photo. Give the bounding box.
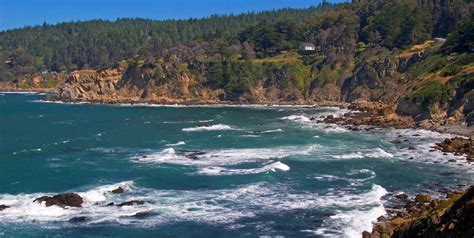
[0,0,347,31]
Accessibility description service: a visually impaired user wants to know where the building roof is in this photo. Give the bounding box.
[300,42,315,47]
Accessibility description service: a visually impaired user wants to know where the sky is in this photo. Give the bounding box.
[0,0,348,31]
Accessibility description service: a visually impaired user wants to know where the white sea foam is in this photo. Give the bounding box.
[133,145,316,166]
[182,124,235,132]
[1,91,40,94]
[261,129,284,133]
[281,115,311,122]
[196,161,290,176]
[240,135,262,138]
[311,184,387,238]
[331,148,393,160]
[315,169,376,186]
[0,181,387,233]
[165,141,186,147]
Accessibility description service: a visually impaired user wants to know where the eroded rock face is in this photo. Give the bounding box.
[33,193,83,208]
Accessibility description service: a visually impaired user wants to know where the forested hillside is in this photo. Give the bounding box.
[0,6,322,79]
[0,0,473,129]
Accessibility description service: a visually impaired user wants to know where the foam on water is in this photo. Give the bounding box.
[261,129,284,133]
[133,145,317,166]
[314,169,377,187]
[165,141,186,147]
[331,148,393,160]
[281,115,311,122]
[311,184,387,238]
[182,124,236,132]
[196,161,290,176]
[0,181,387,233]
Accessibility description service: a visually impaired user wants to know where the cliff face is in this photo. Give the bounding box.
[6,41,473,130]
[55,60,311,104]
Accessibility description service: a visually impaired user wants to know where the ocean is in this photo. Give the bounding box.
[0,92,472,237]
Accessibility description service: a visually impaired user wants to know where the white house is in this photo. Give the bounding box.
[300,42,316,51]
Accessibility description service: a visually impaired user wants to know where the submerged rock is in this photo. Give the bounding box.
[33,193,83,208]
[132,211,152,218]
[69,216,90,222]
[182,151,206,160]
[117,200,145,207]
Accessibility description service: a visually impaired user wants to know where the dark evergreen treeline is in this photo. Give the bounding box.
[0,0,472,81]
[0,6,323,79]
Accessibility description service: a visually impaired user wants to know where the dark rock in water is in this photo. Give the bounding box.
[448,159,457,163]
[391,140,402,144]
[133,211,152,218]
[69,216,89,222]
[415,194,432,203]
[197,124,210,127]
[183,151,206,160]
[0,204,10,211]
[33,193,83,207]
[106,202,115,206]
[111,187,124,194]
[117,200,145,207]
[408,146,416,150]
[362,231,371,238]
[395,193,408,200]
[377,216,387,222]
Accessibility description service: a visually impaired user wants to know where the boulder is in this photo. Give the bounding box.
[415,194,432,203]
[0,204,10,211]
[111,187,124,194]
[33,193,83,208]
[395,193,408,200]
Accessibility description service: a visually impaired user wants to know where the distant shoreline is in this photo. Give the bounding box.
[5,89,469,137]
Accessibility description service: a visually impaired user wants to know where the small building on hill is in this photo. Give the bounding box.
[300,42,315,51]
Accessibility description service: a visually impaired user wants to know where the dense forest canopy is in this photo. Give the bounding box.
[0,0,472,81]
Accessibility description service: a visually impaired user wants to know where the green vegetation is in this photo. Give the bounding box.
[408,72,474,109]
[408,81,451,108]
[442,15,474,54]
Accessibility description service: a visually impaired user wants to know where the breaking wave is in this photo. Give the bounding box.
[182,124,236,132]
[0,181,387,237]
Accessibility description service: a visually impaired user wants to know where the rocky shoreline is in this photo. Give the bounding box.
[363,185,474,238]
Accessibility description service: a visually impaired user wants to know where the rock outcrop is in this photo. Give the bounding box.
[33,193,84,208]
[365,186,474,238]
[0,204,10,211]
[435,137,473,161]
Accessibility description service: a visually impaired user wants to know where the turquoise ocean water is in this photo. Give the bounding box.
[0,93,472,237]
